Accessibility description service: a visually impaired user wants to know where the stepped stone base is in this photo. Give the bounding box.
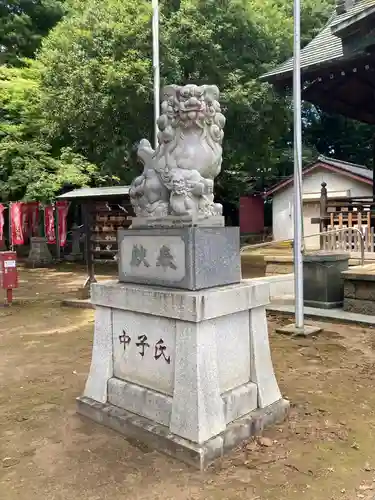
[77,396,289,470]
[78,279,288,469]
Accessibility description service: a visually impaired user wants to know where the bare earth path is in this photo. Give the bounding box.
[1,265,375,499]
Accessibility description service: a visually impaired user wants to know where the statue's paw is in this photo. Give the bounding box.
[138,138,152,149]
[137,139,155,163]
[213,203,223,215]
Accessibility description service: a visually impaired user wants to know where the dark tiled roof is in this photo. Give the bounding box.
[266,154,373,196]
[318,154,373,180]
[262,0,375,82]
[57,186,130,200]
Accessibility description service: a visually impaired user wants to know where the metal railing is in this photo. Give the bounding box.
[240,227,365,266]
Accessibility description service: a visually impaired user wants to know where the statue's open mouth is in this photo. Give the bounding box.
[183,105,202,111]
[180,97,204,113]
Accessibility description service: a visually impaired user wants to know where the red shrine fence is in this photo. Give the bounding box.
[316,182,375,253]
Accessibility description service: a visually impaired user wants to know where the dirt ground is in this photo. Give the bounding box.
[2,265,375,500]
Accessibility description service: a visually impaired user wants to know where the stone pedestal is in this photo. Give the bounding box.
[26,237,53,268]
[343,264,375,315]
[77,83,288,469]
[303,252,349,309]
[77,279,289,469]
[117,227,241,290]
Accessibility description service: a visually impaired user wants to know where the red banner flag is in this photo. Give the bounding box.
[0,204,5,243]
[44,205,56,244]
[28,202,39,237]
[56,201,69,247]
[11,202,24,245]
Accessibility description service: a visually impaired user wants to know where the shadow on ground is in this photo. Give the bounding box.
[1,266,375,499]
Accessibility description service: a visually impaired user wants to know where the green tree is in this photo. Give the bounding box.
[37,0,299,194]
[38,0,153,181]
[0,0,345,205]
[0,62,100,202]
[303,108,374,167]
[300,0,335,47]
[0,62,41,138]
[0,139,99,202]
[161,0,296,200]
[0,0,66,66]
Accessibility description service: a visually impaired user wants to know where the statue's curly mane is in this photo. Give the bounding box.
[155,84,225,179]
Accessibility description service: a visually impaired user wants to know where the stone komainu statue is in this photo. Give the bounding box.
[129,84,226,219]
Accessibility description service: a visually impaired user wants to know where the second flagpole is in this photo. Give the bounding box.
[152,0,160,150]
[293,0,304,330]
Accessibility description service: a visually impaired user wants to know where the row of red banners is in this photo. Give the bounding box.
[0,201,69,246]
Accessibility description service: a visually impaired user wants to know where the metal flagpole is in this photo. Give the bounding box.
[293,0,304,329]
[152,0,160,150]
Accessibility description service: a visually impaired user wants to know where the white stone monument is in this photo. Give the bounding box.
[77,84,289,469]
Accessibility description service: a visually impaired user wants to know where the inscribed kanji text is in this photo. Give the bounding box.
[135,334,150,357]
[156,245,177,271]
[154,338,171,364]
[130,244,150,268]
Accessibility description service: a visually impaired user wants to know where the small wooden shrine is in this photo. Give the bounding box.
[57,186,133,285]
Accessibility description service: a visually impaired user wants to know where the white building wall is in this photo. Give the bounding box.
[300,169,372,198]
[272,168,373,246]
[272,188,294,242]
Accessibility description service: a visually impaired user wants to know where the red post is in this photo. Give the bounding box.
[0,252,18,306]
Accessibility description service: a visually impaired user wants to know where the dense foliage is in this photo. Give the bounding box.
[0,0,373,204]
[0,0,65,65]
[0,62,100,201]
